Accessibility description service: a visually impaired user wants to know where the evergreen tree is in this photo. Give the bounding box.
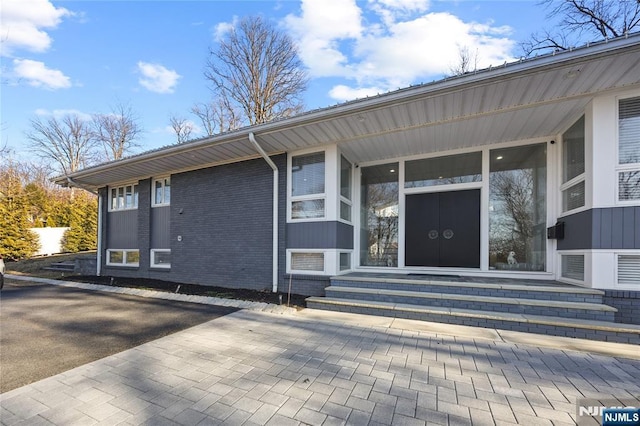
[0,165,40,260]
[62,192,97,252]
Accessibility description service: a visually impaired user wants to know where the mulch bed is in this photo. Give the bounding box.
[67,275,307,308]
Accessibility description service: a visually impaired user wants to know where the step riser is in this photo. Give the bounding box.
[307,301,639,345]
[331,280,603,303]
[325,290,615,322]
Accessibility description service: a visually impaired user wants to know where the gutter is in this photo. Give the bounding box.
[66,177,102,276]
[248,132,279,293]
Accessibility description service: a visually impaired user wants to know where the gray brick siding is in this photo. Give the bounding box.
[604,290,640,325]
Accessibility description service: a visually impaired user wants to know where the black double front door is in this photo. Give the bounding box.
[405,189,480,268]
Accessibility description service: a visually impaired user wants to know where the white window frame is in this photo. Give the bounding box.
[288,149,327,222]
[287,249,327,275]
[106,249,139,267]
[616,95,640,205]
[152,177,171,207]
[150,249,171,269]
[109,183,139,211]
[339,154,353,224]
[559,116,587,215]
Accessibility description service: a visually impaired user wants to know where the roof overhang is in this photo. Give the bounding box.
[56,34,640,191]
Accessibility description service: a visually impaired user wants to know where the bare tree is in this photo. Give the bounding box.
[205,15,308,126]
[449,45,478,76]
[26,114,97,175]
[191,98,242,136]
[523,0,640,56]
[169,115,194,144]
[93,101,142,161]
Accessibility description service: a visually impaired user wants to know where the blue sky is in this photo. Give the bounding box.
[1,0,556,163]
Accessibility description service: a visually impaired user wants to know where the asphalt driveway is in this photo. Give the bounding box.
[0,279,237,393]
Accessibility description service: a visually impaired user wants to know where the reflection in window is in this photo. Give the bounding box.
[405,152,482,188]
[292,199,325,219]
[619,97,640,165]
[360,163,398,267]
[489,144,546,271]
[292,152,325,196]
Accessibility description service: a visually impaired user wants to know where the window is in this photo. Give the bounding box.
[560,116,585,212]
[290,252,324,272]
[489,144,546,272]
[405,152,482,188]
[340,156,352,222]
[110,184,138,211]
[618,255,640,286]
[618,97,640,202]
[151,249,171,268]
[339,252,351,271]
[153,177,170,206]
[561,255,584,281]
[291,152,325,219]
[107,249,139,267]
[360,163,399,267]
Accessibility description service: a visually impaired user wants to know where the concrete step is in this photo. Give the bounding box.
[324,286,617,322]
[306,297,640,345]
[331,276,604,303]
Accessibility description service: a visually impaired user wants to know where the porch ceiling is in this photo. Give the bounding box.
[57,35,640,190]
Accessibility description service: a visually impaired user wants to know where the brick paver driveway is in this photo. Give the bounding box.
[2,306,639,425]
[0,279,237,393]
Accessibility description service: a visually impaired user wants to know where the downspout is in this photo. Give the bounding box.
[66,177,102,276]
[248,132,279,293]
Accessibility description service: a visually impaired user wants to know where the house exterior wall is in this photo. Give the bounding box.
[151,206,170,249]
[106,210,138,249]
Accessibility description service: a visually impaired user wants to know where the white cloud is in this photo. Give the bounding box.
[285,0,515,102]
[1,0,73,56]
[34,108,92,121]
[284,0,362,77]
[13,59,72,90]
[213,17,238,41]
[136,62,181,94]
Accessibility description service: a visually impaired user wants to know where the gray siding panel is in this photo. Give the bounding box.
[623,207,635,249]
[557,209,592,251]
[600,208,612,249]
[287,221,354,249]
[106,209,138,249]
[636,207,640,247]
[592,208,601,249]
[611,207,624,249]
[559,207,640,250]
[151,206,170,249]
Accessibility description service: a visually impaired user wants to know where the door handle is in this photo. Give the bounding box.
[428,230,439,239]
[443,229,454,239]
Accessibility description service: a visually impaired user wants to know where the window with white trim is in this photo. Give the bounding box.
[291,152,325,219]
[339,155,352,222]
[109,184,138,211]
[561,254,584,282]
[560,116,585,212]
[107,249,139,267]
[153,177,170,206]
[618,97,640,202]
[618,255,640,286]
[290,252,325,272]
[339,252,351,271]
[150,249,171,268]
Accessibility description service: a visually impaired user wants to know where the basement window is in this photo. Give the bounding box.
[290,252,325,273]
[561,255,584,282]
[618,255,640,286]
[150,249,171,268]
[107,249,139,267]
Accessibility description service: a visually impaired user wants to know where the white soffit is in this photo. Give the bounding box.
[58,35,640,190]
